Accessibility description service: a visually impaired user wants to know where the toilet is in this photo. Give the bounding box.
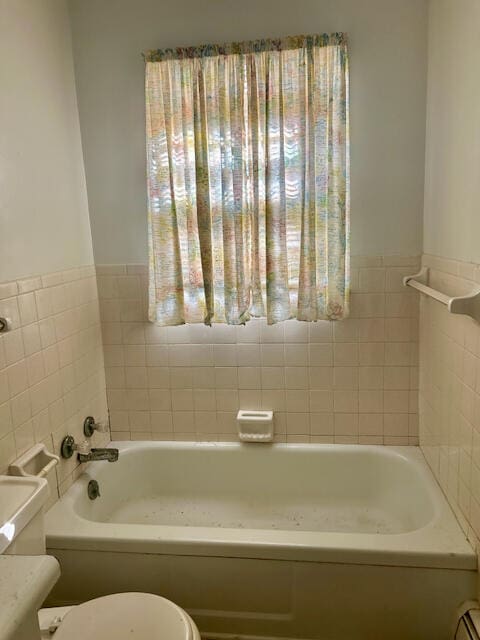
[2,461,201,640]
[39,592,201,639]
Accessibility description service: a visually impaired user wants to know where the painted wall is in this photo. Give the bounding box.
[0,0,94,283]
[419,0,480,575]
[0,0,108,503]
[68,0,428,264]
[423,0,480,263]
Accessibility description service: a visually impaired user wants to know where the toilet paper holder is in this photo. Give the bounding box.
[9,444,59,478]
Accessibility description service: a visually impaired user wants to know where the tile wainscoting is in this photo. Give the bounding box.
[420,253,480,554]
[98,255,420,444]
[0,266,108,505]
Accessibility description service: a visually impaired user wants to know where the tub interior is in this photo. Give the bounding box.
[74,445,435,535]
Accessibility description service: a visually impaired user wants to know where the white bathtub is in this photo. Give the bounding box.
[46,442,476,640]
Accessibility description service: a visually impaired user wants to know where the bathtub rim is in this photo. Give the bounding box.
[45,442,476,571]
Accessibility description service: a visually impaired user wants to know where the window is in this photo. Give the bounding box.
[145,34,349,326]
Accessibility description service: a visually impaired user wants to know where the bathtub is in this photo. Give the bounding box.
[45,442,476,640]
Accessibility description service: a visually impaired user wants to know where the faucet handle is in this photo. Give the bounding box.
[74,439,91,455]
[83,416,109,437]
[60,435,91,459]
[94,421,109,434]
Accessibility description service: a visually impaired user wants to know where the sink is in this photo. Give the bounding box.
[0,475,57,640]
[0,475,49,554]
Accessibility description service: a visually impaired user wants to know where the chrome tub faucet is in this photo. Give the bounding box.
[78,447,119,463]
[60,435,119,463]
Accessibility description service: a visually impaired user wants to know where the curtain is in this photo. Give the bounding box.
[145,34,349,326]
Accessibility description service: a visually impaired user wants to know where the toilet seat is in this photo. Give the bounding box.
[52,592,200,639]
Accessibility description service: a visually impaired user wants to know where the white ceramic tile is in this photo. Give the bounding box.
[0,282,18,301]
[285,344,308,366]
[236,343,261,366]
[168,344,192,367]
[22,323,42,356]
[334,343,359,366]
[334,413,359,436]
[309,367,334,389]
[285,390,309,412]
[285,367,308,390]
[215,389,239,411]
[215,367,238,389]
[3,330,25,365]
[213,344,237,366]
[284,320,309,343]
[17,293,37,326]
[310,412,334,435]
[308,321,332,343]
[358,268,385,293]
[309,343,333,366]
[238,367,261,389]
[194,389,216,411]
[147,367,170,389]
[286,412,310,435]
[146,345,168,366]
[359,367,384,390]
[94,256,420,446]
[0,297,21,329]
[334,367,359,389]
[359,390,383,414]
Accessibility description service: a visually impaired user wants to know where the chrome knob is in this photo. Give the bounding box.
[0,317,11,333]
[60,436,90,459]
[83,416,108,437]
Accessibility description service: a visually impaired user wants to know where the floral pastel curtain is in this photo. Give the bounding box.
[145,34,349,325]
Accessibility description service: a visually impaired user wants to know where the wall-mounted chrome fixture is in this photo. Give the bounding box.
[87,479,101,500]
[0,317,11,333]
[83,416,109,437]
[61,435,90,460]
[60,435,119,463]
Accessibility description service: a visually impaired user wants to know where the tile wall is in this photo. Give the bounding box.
[0,267,108,506]
[419,253,480,554]
[98,256,420,445]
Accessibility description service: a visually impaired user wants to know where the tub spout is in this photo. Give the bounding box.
[78,448,119,463]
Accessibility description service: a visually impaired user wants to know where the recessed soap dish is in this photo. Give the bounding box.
[9,444,60,478]
[237,410,274,443]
